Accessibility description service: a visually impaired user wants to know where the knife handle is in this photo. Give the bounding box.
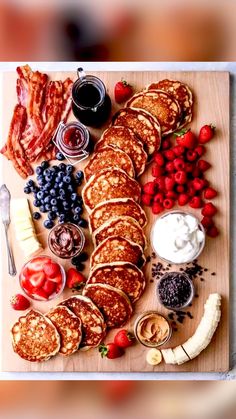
[4,224,17,276]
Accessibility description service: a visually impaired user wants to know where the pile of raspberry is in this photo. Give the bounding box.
[141,126,219,238]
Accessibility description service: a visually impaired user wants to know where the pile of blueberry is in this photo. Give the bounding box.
[24,160,87,230]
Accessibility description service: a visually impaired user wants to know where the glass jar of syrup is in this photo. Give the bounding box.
[72,68,111,127]
[56,121,90,161]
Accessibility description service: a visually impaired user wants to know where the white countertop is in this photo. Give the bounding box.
[0,61,235,380]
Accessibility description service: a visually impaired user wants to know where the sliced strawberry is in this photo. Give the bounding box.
[50,273,62,284]
[21,277,35,294]
[42,280,57,296]
[43,262,60,279]
[32,288,48,301]
[29,271,46,288]
[28,257,51,273]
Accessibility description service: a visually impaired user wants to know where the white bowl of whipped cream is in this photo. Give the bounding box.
[151,210,206,264]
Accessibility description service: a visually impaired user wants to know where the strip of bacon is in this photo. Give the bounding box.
[26,81,64,161]
[61,78,73,122]
[16,65,32,107]
[4,104,33,178]
[27,71,48,136]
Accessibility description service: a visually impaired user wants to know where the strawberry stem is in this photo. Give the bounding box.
[174,128,189,137]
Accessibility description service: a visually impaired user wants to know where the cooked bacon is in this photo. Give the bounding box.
[61,78,73,122]
[5,104,33,178]
[1,65,73,178]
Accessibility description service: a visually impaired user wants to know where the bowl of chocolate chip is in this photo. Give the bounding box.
[157,271,194,311]
[48,222,85,259]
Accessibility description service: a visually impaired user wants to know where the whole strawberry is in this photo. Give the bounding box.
[175,129,197,149]
[199,124,215,144]
[114,329,135,349]
[99,343,124,359]
[10,294,30,311]
[66,268,86,290]
[114,80,133,104]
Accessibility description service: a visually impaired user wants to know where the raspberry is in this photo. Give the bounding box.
[164,149,175,161]
[204,187,217,199]
[207,225,219,238]
[172,145,185,156]
[201,216,214,229]
[141,194,153,206]
[165,161,175,173]
[185,163,194,173]
[195,145,206,157]
[154,153,165,166]
[154,192,164,204]
[143,181,156,195]
[186,150,198,162]
[173,157,185,171]
[165,191,178,200]
[187,184,196,197]
[165,176,175,191]
[197,159,211,172]
[161,139,171,150]
[174,170,187,184]
[201,202,217,216]
[192,177,205,191]
[192,167,201,178]
[163,198,174,210]
[154,176,166,192]
[152,202,164,214]
[189,196,203,209]
[176,185,185,193]
[178,193,189,206]
[152,164,163,177]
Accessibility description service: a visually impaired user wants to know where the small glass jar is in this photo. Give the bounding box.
[134,311,172,348]
[48,222,85,259]
[157,271,195,311]
[150,210,206,265]
[56,121,90,159]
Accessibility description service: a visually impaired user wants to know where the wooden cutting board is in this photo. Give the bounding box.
[1,70,230,372]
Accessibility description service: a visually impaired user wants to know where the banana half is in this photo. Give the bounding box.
[161,293,221,365]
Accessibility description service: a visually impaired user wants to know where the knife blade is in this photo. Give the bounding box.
[0,184,17,276]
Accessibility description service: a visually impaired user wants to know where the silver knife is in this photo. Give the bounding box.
[0,184,17,276]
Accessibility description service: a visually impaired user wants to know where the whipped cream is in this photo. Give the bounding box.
[152,212,205,264]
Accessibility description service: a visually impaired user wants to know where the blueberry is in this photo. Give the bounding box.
[24,186,31,194]
[41,160,49,169]
[50,188,57,197]
[44,168,50,176]
[33,200,41,207]
[78,252,88,262]
[58,171,64,179]
[59,214,66,223]
[73,214,80,223]
[45,175,52,182]
[26,179,34,187]
[37,191,44,200]
[75,263,85,272]
[71,257,79,266]
[52,165,59,172]
[55,177,61,184]
[44,196,51,204]
[33,211,41,220]
[66,165,74,174]
[63,176,71,184]
[77,197,83,206]
[31,186,39,193]
[45,204,51,211]
[67,184,74,193]
[59,195,66,201]
[58,163,66,171]
[52,206,58,212]
[48,211,57,221]
[51,198,57,206]
[59,181,64,189]
[63,202,70,210]
[36,166,43,175]
[75,206,83,215]
[39,205,47,213]
[76,171,84,180]
[71,193,77,201]
[44,182,51,190]
[44,219,54,229]
[37,179,44,187]
[75,179,82,186]
[56,152,65,161]
[78,218,88,228]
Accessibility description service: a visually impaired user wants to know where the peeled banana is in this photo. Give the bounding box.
[161,293,221,365]
[146,348,162,365]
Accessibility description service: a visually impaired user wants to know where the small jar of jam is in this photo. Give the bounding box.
[56,121,90,160]
[72,68,111,127]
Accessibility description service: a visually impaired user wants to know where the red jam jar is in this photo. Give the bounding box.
[56,121,90,159]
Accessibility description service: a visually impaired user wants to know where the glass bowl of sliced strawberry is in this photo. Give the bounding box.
[19,255,66,301]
